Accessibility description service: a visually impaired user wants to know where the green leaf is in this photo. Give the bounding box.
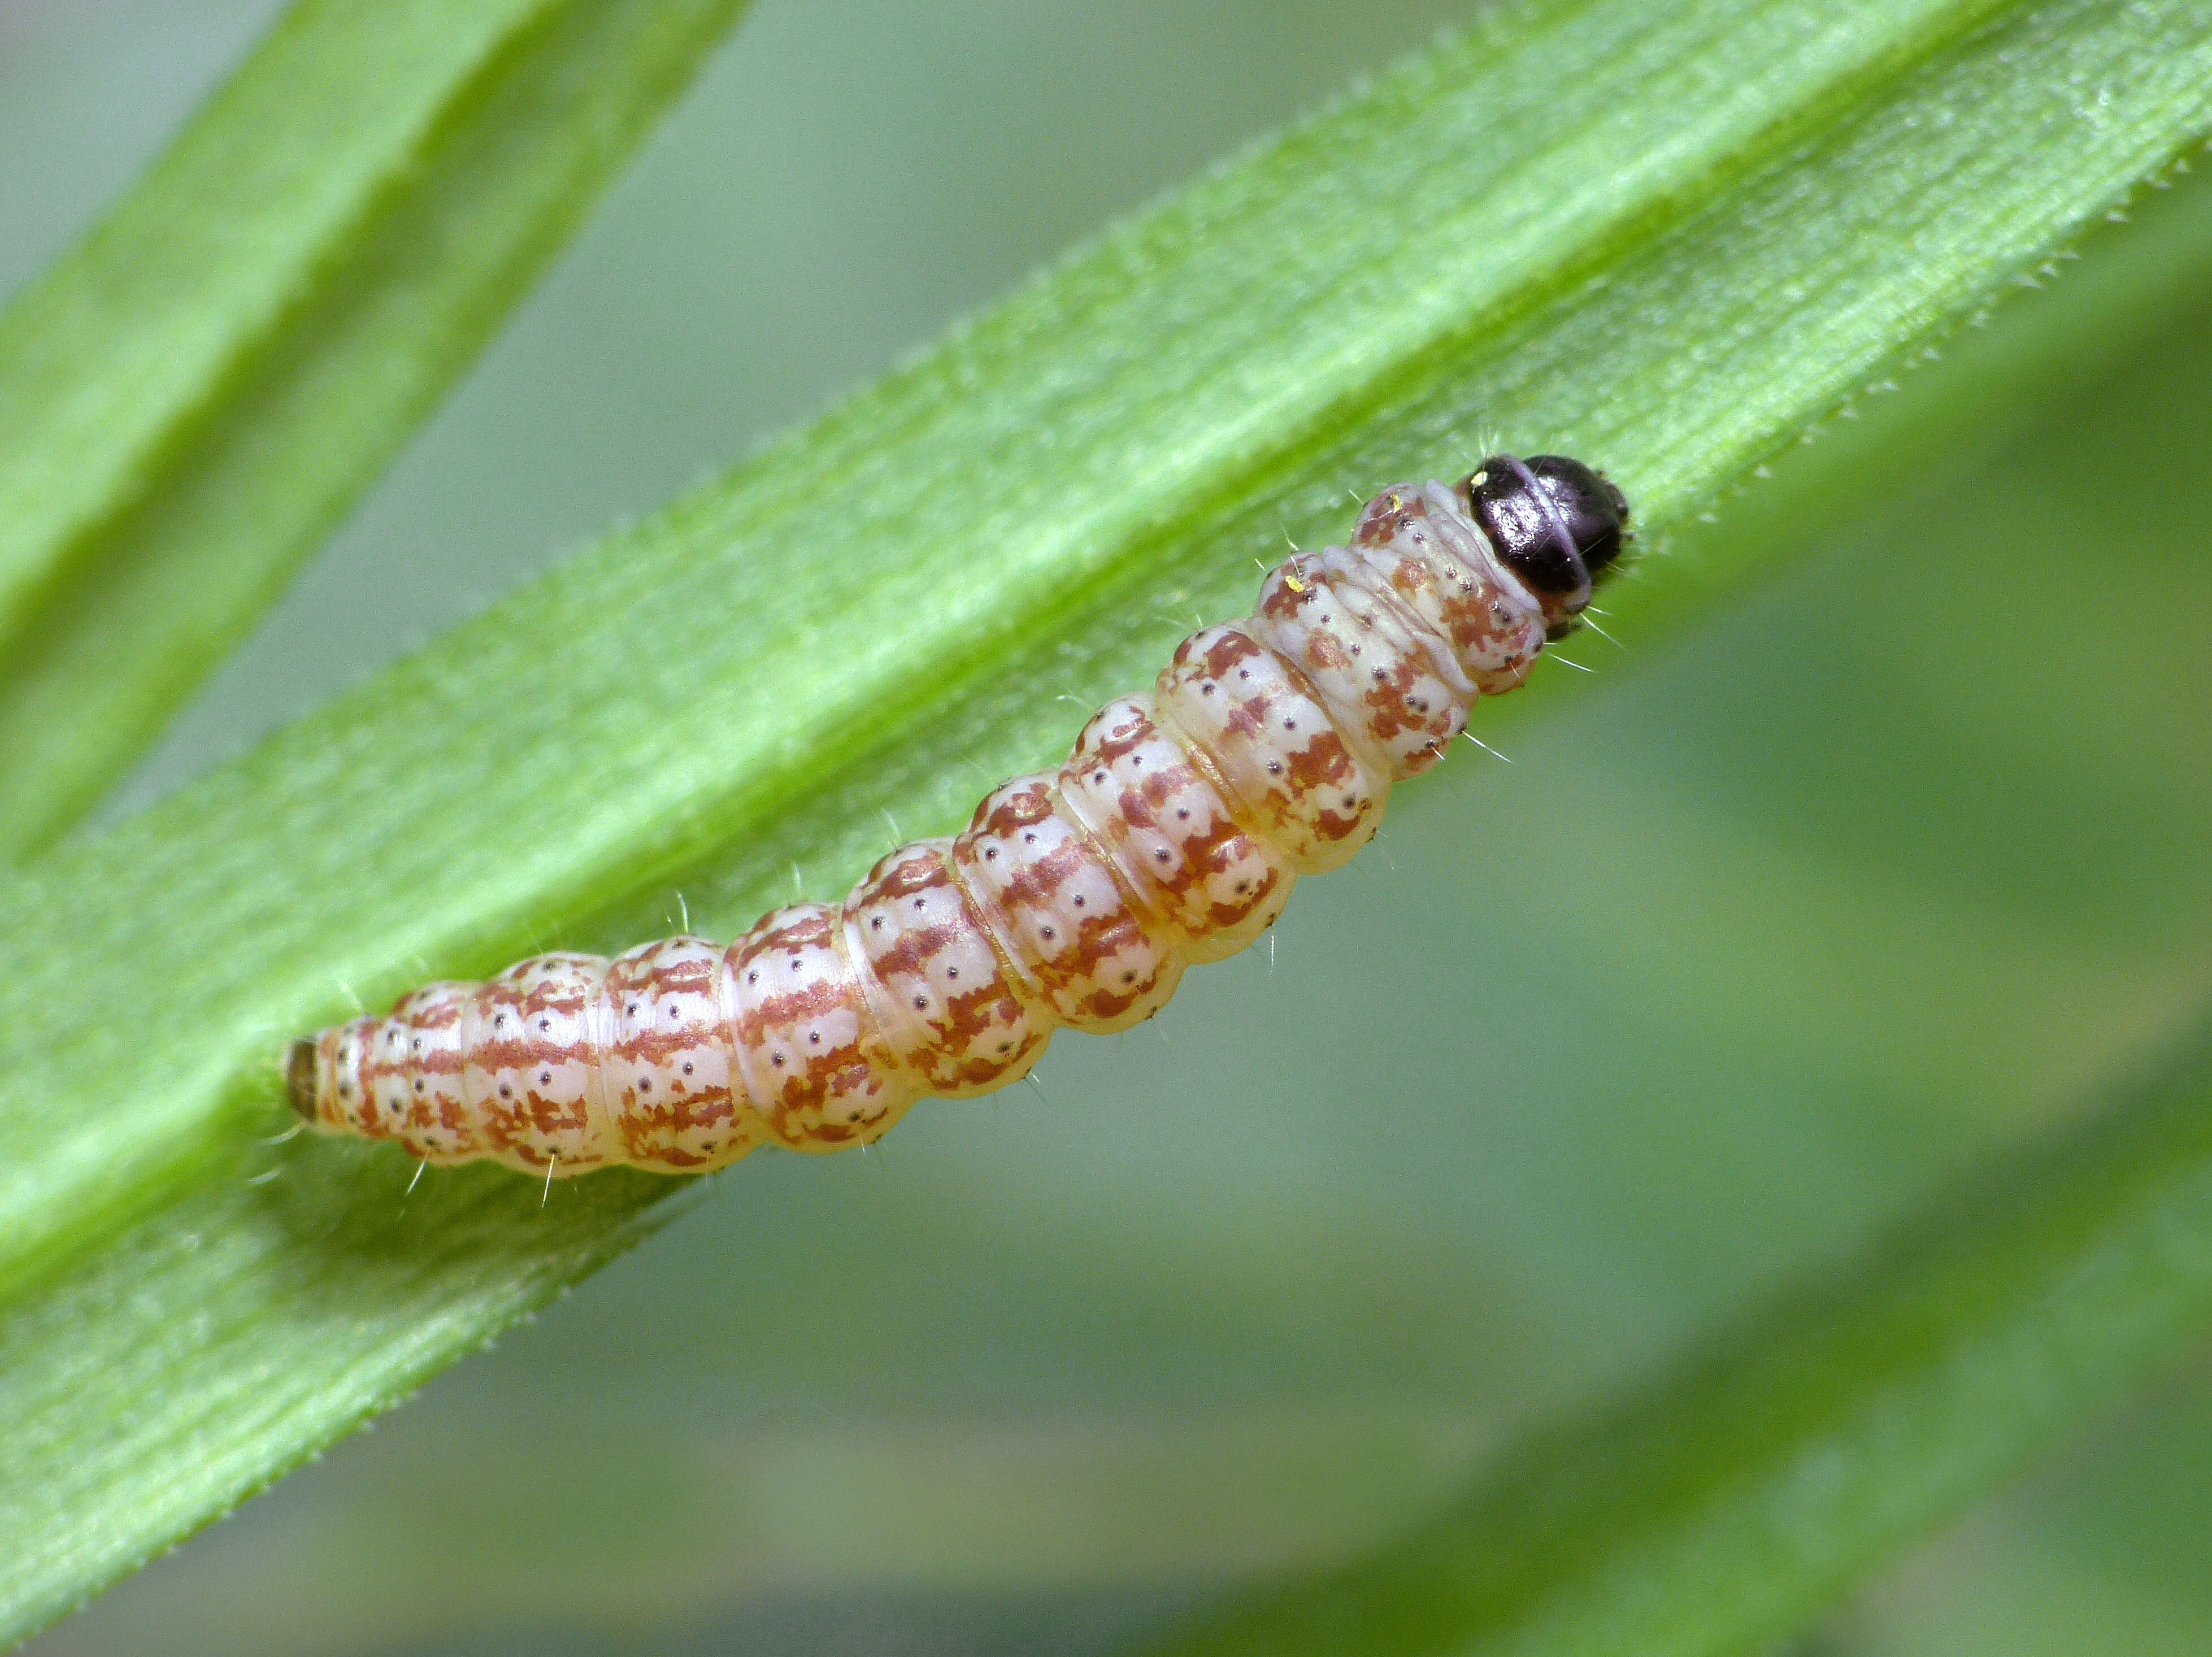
[0,0,751,859]
[1142,1023,2212,1657]
[5,0,2212,1644]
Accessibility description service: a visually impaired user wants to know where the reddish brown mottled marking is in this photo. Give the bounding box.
[1154,625,1386,875]
[950,775,1184,1033]
[358,1007,416,1142]
[846,841,1049,1095]
[390,981,477,1163]
[604,936,755,1172]
[293,463,1620,1177]
[1251,549,1471,778]
[459,956,610,1173]
[1057,697,1292,964]
[731,903,915,1151]
[1354,481,1546,695]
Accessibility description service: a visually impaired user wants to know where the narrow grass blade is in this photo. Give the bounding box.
[0,0,751,858]
[3,0,2211,1641]
[1137,1018,2212,1657]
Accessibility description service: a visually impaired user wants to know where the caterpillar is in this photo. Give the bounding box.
[288,455,1629,1177]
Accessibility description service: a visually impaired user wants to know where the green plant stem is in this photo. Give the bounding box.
[0,0,751,859]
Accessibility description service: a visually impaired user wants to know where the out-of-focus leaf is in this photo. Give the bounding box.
[0,0,750,856]
[1144,1020,2212,1657]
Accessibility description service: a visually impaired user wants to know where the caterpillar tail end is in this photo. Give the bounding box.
[284,1038,322,1125]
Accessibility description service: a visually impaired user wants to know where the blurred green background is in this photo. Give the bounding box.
[7,1,2211,1654]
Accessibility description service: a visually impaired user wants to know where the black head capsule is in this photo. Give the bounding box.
[1465,453,1631,634]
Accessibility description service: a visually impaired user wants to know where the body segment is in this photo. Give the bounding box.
[290,458,1628,1176]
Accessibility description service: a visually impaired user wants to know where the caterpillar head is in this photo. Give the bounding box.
[1465,453,1630,637]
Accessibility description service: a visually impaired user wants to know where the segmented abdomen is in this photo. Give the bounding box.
[290,478,1561,1175]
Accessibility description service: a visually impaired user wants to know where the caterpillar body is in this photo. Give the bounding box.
[288,455,1629,1177]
